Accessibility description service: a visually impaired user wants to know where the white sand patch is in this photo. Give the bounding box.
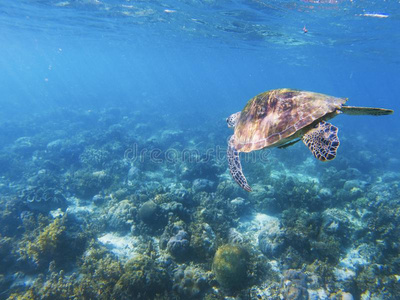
[98,232,140,261]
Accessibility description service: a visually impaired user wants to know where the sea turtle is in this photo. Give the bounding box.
[226,88,394,192]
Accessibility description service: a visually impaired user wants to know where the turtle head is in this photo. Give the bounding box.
[226,112,241,128]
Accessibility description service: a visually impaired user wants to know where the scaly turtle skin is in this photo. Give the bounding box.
[227,88,394,192]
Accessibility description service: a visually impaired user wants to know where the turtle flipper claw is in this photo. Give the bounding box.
[302,121,339,161]
[227,136,252,192]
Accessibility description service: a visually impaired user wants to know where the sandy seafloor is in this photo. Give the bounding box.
[1,1,400,299]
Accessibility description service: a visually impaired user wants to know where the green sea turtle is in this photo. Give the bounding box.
[227,88,394,192]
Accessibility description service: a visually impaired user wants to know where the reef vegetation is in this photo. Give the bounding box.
[0,106,399,299]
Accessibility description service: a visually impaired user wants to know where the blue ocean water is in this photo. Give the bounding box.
[0,1,399,299]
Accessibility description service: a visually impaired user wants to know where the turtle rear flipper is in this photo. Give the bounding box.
[341,106,394,116]
[302,121,339,162]
[227,136,252,192]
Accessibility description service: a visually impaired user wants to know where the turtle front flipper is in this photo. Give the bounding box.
[227,136,252,192]
[302,121,339,161]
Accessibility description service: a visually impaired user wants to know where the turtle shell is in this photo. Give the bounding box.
[233,89,347,152]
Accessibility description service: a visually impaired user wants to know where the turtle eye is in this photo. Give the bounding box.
[226,117,234,127]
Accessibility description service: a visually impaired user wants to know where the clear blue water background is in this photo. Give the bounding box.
[1,2,400,298]
[0,0,399,149]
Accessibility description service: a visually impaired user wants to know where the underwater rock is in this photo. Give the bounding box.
[212,244,249,289]
[138,200,166,229]
[172,264,209,298]
[167,230,190,258]
[138,200,158,223]
[192,178,215,193]
[106,200,135,232]
[258,218,286,257]
[281,269,308,300]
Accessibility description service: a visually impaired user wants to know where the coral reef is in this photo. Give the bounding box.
[112,254,170,300]
[105,199,135,232]
[1,107,399,299]
[212,244,249,290]
[167,229,190,258]
[258,219,286,257]
[281,269,308,300]
[189,222,216,260]
[18,216,87,271]
[23,218,67,268]
[172,264,210,298]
